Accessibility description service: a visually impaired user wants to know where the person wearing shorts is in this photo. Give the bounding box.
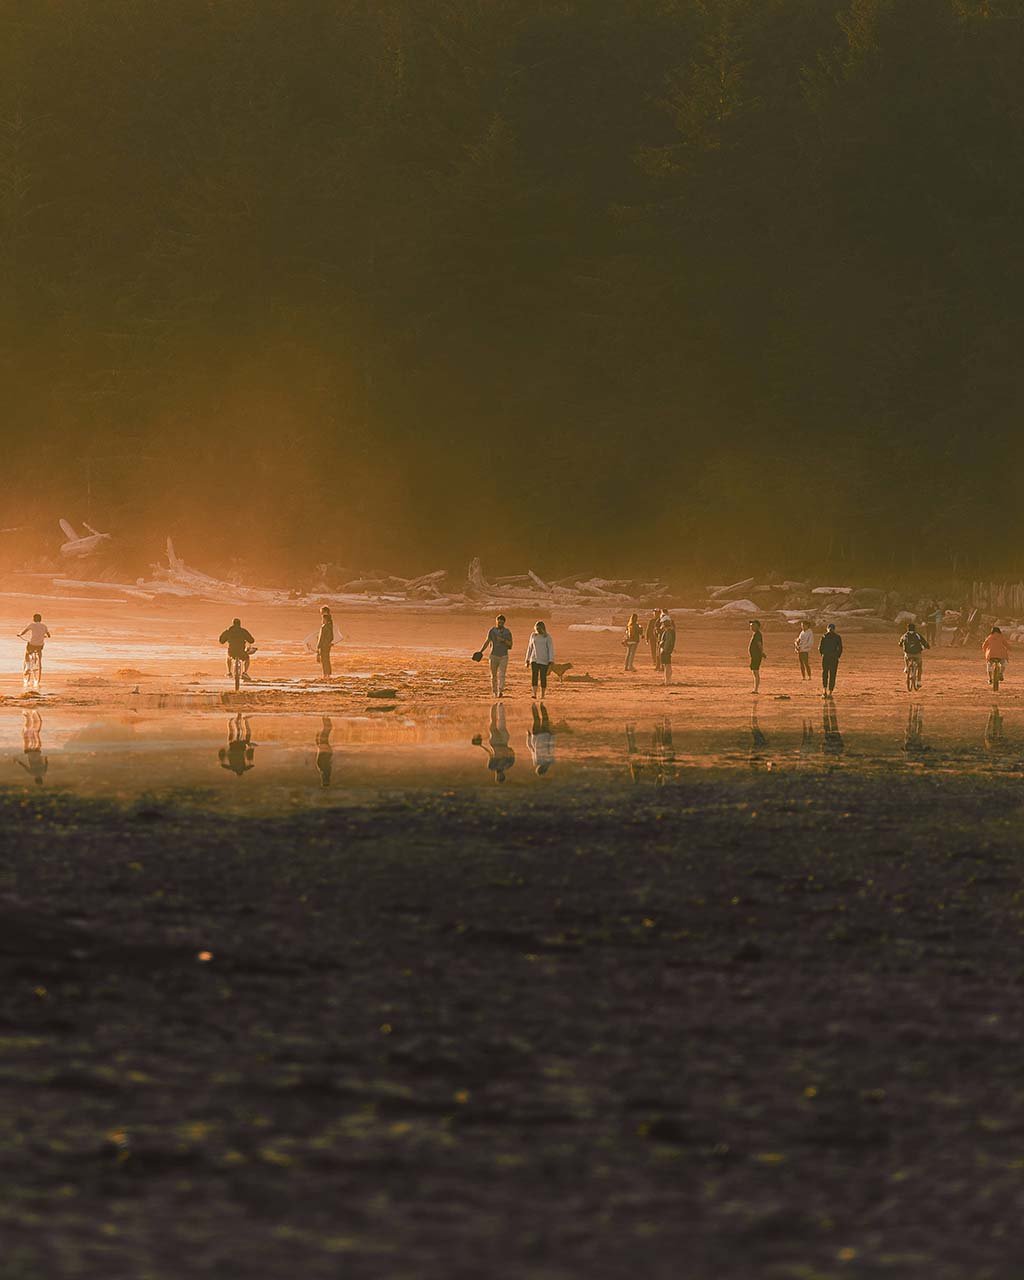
[19,614,50,662]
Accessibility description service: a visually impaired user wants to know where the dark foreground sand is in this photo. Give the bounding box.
[2,766,1024,1279]
[1,600,1022,1278]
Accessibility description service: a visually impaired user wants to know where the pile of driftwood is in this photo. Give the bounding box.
[116,546,671,613]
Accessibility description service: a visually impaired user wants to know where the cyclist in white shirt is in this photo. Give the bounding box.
[19,614,50,656]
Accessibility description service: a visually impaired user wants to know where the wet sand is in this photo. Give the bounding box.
[0,600,1021,1277]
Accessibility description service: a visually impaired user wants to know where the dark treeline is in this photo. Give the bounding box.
[3,0,1024,580]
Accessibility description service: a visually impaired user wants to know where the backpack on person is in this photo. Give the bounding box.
[902,631,923,656]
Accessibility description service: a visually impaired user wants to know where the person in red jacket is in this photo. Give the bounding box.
[982,626,1011,685]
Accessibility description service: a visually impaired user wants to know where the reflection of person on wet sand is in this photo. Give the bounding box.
[625,724,643,782]
[472,702,516,782]
[822,701,844,757]
[651,719,676,786]
[219,714,256,776]
[903,704,927,755]
[749,707,768,763]
[984,707,1007,755]
[527,703,555,775]
[315,716,333,787]
[15,710,47,784]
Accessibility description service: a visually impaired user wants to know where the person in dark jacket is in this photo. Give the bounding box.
[819,623,843,697]
[645,610,662,670]
[748,619,765,693]
[658,613,677,685]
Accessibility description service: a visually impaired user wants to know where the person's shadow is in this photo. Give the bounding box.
[219,714,256,776]
[472,702,516,783]
[15,710,47,785]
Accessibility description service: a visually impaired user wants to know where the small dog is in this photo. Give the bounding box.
[548,661,574,682]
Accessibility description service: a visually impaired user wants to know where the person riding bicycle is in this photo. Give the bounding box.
[219,617,255,682]
[982,625,1010,682]
[899,621,930,685]
[19,613,50,658]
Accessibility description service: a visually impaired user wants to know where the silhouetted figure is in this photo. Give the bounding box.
[219,617,255,681]
[924,602,940,647]
[898,622,930,689]
[748,619,765,693]
[15,710,47,785]
[219,714,256,775]
[645,610,662,670]
[528,703,555,775]
[473,702,516,782]
[316,606,335,678]
[658,613,676,686]
[315,716,333,787]
[623,613,642,671]
[822,701,844,757]
[819,623,843,697]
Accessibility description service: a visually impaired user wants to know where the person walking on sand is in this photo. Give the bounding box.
[316,605,335,678]
[623,612,642,671]
[645,609,662,670]
[794,619,814,681]
[658,611,676,685]
[748,619,765,693]
[477,614,514,698]
[819,622,843,698]
[524,620,555,700]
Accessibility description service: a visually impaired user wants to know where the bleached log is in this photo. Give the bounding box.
[528,570,550,591]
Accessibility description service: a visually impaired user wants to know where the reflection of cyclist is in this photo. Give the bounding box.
[898,623,929,686]
[219,714,256,775]
[219,618,255,681]
[903,704,926,754]
[15,710,47,784]
[984,706,1007,755]
[314,716,333,787]
[982,626,1010,686]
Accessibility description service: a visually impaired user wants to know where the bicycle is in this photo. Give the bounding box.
[905,654,922,692]
[22,646,42,693]
[988,657,1005,693]
[228,646,257,692]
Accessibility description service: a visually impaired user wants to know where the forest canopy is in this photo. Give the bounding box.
[3,0,1023,579]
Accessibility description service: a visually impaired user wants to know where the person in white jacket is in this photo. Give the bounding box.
[794,619,815,681]
[524,621,555,700]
